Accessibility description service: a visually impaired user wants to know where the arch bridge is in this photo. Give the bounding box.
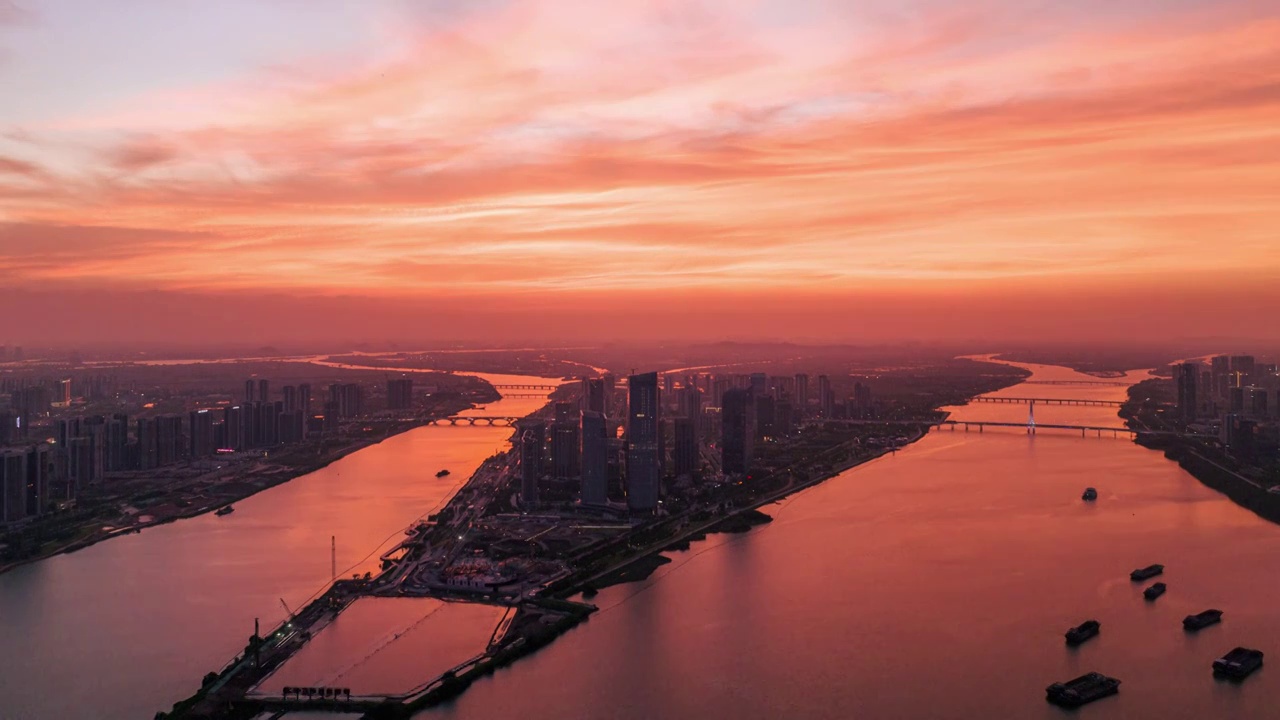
[427,416,521,426]
[492,384,561,391]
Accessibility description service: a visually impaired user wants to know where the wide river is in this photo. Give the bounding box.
[0,370,556,720]
[427,360,1280,720]
[4,360,1280,720]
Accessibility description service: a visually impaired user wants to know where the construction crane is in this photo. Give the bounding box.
[279,598,298,628]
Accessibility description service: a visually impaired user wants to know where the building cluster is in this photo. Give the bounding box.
[518,371,874,514]
[1175,355,1280,461]
[0,373,430,528]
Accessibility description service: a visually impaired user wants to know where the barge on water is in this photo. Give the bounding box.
[1065,620,1101,646]
[1213,647,1263,680]
[1130,564,1163,581]
[1143,582,1167,601]
[1184,609,1223,631]
[1046,672,1120,708]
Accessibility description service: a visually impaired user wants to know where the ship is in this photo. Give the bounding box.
[1130,564,1163,581]
[1213,647,1264,680]
[436,469,451,478]
[1046,672,1121,708]
[1183,609,1223,631]
[215,505,235,517]
[1082,487,1097,501]
[1065,620,1101,646]
[1143,582,1167,601]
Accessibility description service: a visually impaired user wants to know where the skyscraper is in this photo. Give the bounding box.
[189,410,215,458]
[673,416,697,478]
[386,378,414,410]
[580,411,608,506]
[282,385,298,413]
[299,383,312,415]
[1230,356,1255,387]
[582,378,606,415]
[722,388,755,475]
[1,448,26,524]
[1176,363,1198,422]
[626,372,661,512]
[520,422,545,508]
[551,403,580,480]
[244,379,256,403]
[24,444,49,517]
[258,379,270,404]
[817,374,833,417]
[794,373,809,412]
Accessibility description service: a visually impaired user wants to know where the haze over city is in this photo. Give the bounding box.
[3,0,1279,346]
[4,3,1280,720]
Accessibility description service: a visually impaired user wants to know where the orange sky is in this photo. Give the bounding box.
[1,1,1278,346]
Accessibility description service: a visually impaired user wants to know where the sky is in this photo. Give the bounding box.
[1,0,1278,348]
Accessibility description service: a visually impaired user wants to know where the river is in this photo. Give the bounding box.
[5,360,1279,720]
[424,360,1280,720]
[0,370,558,720]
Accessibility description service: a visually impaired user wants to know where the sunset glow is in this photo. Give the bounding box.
[2,0,1279,344]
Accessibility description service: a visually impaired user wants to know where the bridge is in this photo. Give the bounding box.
[492,384,560,391]
[971,396,1124,407]
[427,416,521,426]
[1021,379,1126,386]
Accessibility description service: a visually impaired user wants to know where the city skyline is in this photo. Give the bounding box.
[3,1,1279,345]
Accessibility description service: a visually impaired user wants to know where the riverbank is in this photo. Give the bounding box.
[1121,378,1280,526]
[0,400,480,578]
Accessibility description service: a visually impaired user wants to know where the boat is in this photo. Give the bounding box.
[1046,672,1121,708]
[215,505,235,517]
[1082,487,1098,501]
[1130,564,1164,581]
[1184,609,1223,631]
[436,469,450,478]
[1065,620,1101,646]
[1143,582,1167,601]
[1213,647,1264,680]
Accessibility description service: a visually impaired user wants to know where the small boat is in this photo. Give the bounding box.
[436,469,450,478]
[1046,672,1121,708]
[1130,564,1164,581]
[1143,582,1167,601]
[1065,620,1101,646]
[215,505,235,517]
[1184,609,1223,631]
[1082,487,1098,501]
[1213,647,1264,680]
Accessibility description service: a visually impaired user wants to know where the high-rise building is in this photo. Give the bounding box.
[386,378,414,411]
[258,379,270,404]
[1,448,26,524]
[299,383,312,415]
[0,410,16,445]
[24,444,49,517]
[189,410,215,458]
[282,385,298,413]
[244,379,256,403]
[1175,363,1198,422]
[722,388,755,476]
[104,414,130,471]
[678,385,702,423]
[755,394,775,440]
[673,416,697,479]
[817,375,832,417]
[1230,356,1255,387]
[520,423,545,508]
[750,373,768,398]
[223,406,244,450]
[794,373,809,411]
[330,383,363,418]
[582,378,606,415]
[1211,355,1231,399]
[626,372,661,512]
[56,378,72,406]
[580,411,608,506]
[551,403,580,480]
